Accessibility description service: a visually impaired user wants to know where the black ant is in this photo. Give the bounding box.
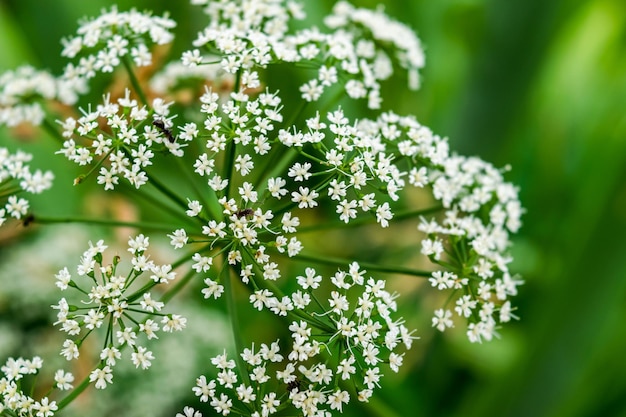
[152,119,176,143]
[22,213,35,227]
[286,378,301,393]
[235,208,254,218]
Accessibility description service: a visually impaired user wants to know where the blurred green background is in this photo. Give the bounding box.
[1,0,626,416]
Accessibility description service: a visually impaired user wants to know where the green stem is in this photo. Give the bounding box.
[160,268,197,304]
[317,83,347,116]
[254,96,309,192]
[254,146,298,193]
[125,249,198,304]
[222,139,237,200]
[221,260,251,386]
[221,69,243,200]
[121,56,149,107]
[0,184,21,196]
[285,99,308,128]
[74,149,114,186]
[174,155,219,220]
[56,370,93,410]
[173,246,206,270]
[284,251,432,278]
[42,117,66,144]
[442,288,459,310]
[125,280,158,304]
[121,181,195,227]
[29,215,177,232]
[145,171,189,211]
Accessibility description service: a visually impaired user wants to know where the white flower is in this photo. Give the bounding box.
[54,267,72,290]
[131,346,155,369]
[202,278,225,299]
[33,397,58,417]
[432,309,454,331]
[291,187,319,208]
[288,162,312,182]
[54,369,75,390]
[297,267,322,290]
[89,366,113,389]
[168,228,188,249]
[327,389,350,412]
[60,339,79,360]
[182,49,203,66]
[193,375,216,402]
[176,406,203,417]
[186,199,203,217]
[375,202,393,227]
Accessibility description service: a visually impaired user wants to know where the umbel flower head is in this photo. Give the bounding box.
[185,0,424,109]
[56,89,188,189]
[0,147,54,227]
[0,356,75,416]
[53,235,185,389]
[60,6,176,84]
[0,66,83,127]
[0,0,524,415]
[191,263,415,416]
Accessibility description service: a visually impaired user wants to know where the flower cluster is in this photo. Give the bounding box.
[172,193,304,290]
[0,356,74,417]
[0,147,54,226]
[422,154,524,342]
[56,89,191,189]
[61,7,176,86]
[52,235,185,390]
[192,83,283,189]
[0,0,525,415]
[185,0,423,109]
[187,263,414,417]
[325,1,425,90]
[291,110,523,343]
[0,66,82,127]
[149,60,234,98]
[173,100,522,346]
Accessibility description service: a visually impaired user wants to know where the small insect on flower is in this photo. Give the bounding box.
[22,213,35,227]
[235,208,254,218]
[286,378,301,393]
[152,119,177,143]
